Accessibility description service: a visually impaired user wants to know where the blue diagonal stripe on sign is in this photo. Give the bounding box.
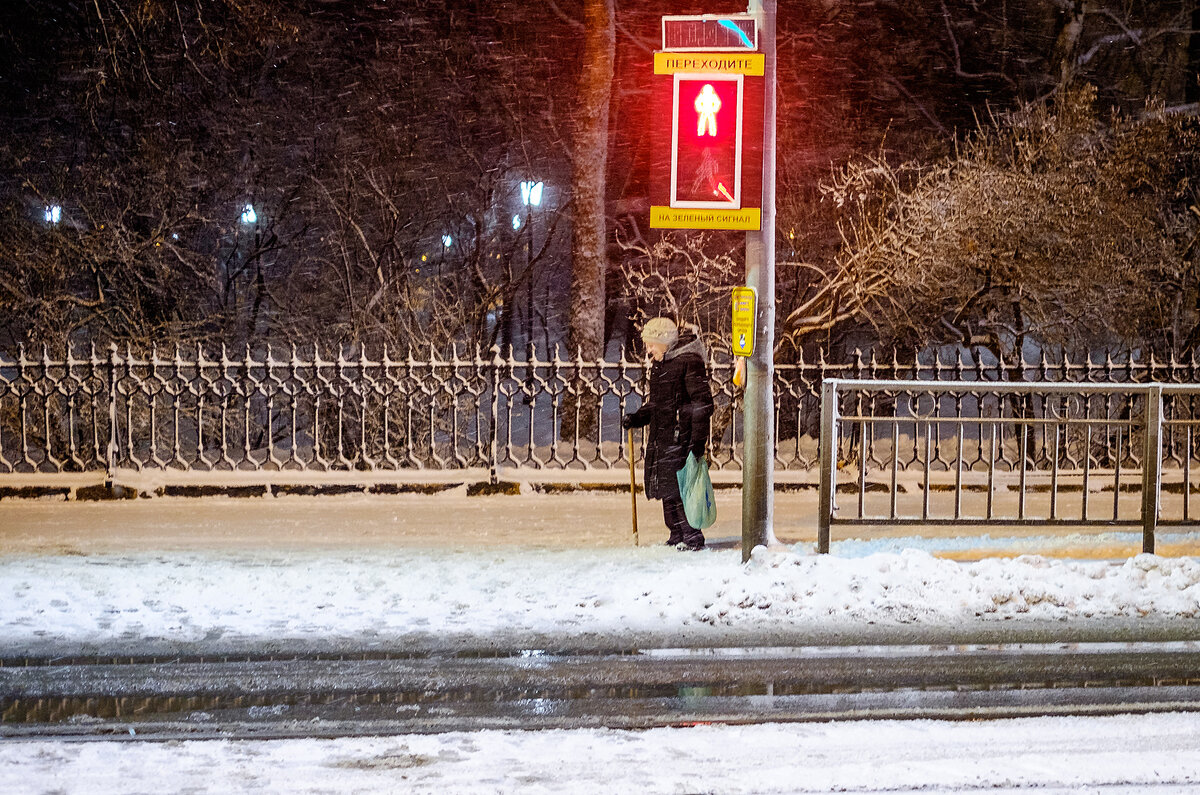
[718,19,754,50]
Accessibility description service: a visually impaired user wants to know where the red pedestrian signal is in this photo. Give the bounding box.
[671,75,742,208]
[650,50,762,230]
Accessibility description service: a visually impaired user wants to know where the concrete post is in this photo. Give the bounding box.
[741,0,779,561]
[817,379,838,554]
[1141,384,1163,555]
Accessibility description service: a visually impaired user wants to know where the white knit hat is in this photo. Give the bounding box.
[640,316,679,346]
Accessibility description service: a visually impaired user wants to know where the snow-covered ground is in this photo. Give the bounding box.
[4,713,1200,793]
[3,493,1200,792]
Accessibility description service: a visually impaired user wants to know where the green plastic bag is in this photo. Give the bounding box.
[677,452,716,530]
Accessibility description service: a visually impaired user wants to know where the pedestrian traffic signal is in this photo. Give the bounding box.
[671,75,742,208]
[650,50,763,230]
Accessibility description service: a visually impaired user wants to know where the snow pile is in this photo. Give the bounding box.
[3,545,1200,653]
[692,546,1200,626]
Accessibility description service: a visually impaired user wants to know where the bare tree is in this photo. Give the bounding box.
[801,86,1200,357]
[614,225,743,353]
[0,1,573,354]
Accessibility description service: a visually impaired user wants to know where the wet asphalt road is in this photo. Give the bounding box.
[4,642,1200,738]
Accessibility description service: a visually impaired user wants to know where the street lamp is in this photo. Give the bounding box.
[438,233,454,277]
[229,202,262,325]
[518,180,545,352]
[44,205,62,225]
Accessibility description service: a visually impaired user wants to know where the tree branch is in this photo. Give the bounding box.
[545,0,584,32]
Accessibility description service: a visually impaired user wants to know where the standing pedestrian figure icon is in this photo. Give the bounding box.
[695,84,721,137]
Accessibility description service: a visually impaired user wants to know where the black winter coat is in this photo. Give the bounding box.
[626,334,714,500]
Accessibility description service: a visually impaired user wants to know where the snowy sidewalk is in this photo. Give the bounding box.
[3,489,1197,557]
[3,493,1200,657]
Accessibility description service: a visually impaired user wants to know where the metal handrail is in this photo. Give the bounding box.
[819,378,1200,395]
[816,379,1195,555]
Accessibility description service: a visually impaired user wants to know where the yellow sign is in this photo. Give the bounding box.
[731,287,756,356]
[654,52,765,76]
[650,206,761,230]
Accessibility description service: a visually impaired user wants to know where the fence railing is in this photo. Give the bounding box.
[4,344,1200,489]
[816,379,1200,554]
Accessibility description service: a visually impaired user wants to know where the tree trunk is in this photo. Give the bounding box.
[561,0,614,447]
[1052,0,1086,91]
[567,0,614,362]
[1190,2,1200,104]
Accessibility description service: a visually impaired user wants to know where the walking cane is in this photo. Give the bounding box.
[627,427,639,547]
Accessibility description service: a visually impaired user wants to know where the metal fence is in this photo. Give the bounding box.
[4,343,1200,489]
[816,379,1200,554]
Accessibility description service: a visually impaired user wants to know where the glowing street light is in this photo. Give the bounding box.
[240,204,258,225]
[441,233,453,249]
[519,180,544,207]
[512,214,523,230]
[44,205,62,224]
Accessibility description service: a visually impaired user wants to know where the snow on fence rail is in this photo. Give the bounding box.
[2,344,1200,491]
[817,379,1200,553]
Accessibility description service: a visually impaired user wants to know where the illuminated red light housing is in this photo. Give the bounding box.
[670,75,743,208]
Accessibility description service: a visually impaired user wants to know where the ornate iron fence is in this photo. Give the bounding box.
[3,344,1200,486]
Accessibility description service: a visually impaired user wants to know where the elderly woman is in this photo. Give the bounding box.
[622,317,714,550]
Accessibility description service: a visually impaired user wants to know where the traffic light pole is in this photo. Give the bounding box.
[741,0,778,561]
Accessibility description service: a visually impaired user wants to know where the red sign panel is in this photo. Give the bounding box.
[672,76,742,208]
